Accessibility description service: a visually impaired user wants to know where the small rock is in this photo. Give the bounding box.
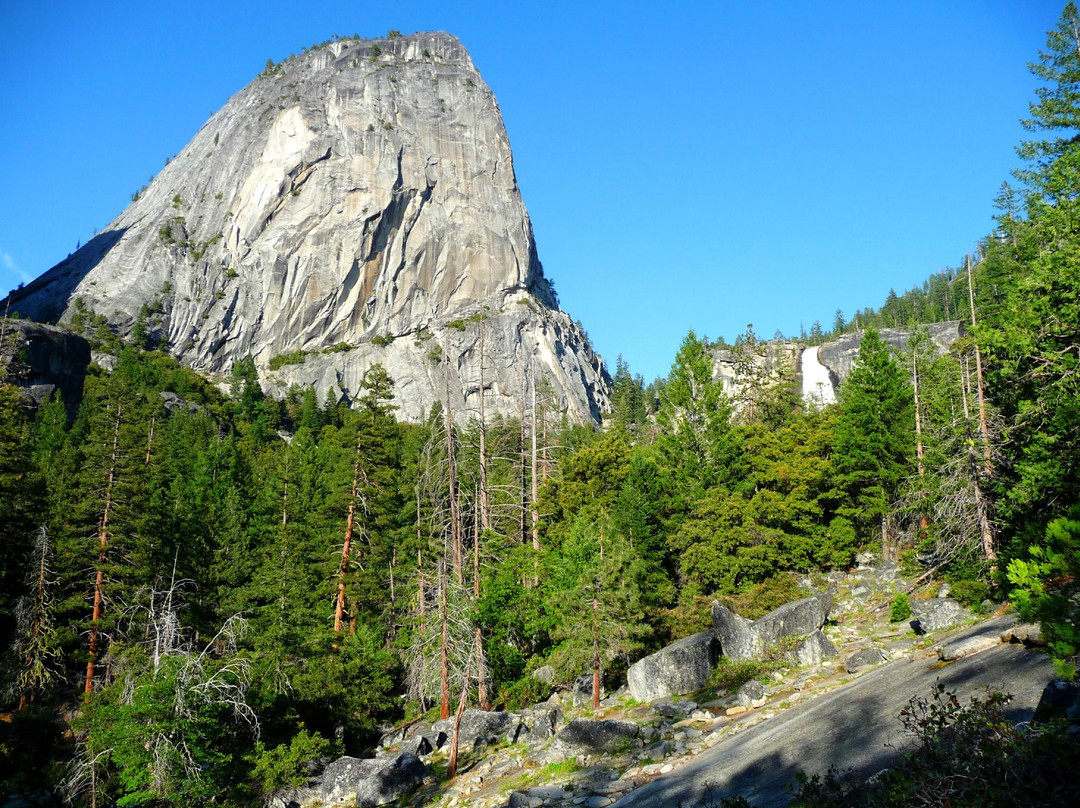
[736,680,766,707]
[531,665,556,684]
[1001,623,1045,646]
[937,583,952,598]
[845,647,886,673]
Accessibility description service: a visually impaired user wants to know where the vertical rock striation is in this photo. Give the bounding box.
[6,32,609,422]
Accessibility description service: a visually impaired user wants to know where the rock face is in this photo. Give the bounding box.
[627,631,718,703]
[711,591,833,661]
[710,323,963,411]
[5,33,608,424]
[0,318,91,412]
[816,322,963,385]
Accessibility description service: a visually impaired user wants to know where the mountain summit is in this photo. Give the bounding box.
[8,32,609,422]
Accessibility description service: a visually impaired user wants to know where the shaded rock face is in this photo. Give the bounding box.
[354,753,429,808]
[711,591,833,661]
[627,631,718,702]
[553,718,641,756]
[433,708,518,748]
[6,33,609,424]
[787,629,838,667]
[0,318,91,413]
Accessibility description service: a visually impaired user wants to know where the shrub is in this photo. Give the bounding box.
[947,579,991,610]
[890,592,911,623]
[249,729,338,795]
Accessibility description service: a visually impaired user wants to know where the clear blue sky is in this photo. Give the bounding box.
[0,1,1063,381]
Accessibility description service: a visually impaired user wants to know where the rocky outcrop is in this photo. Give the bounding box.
[0,318,90,412]
[627,631,718,703]
[5,33,608,424]
[711,591,833,661]
[816,322,963,384]
[786,629,838,667]
[711,322,963,411]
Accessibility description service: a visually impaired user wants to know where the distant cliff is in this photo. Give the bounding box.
[710,322,964,406]
[5,32,609,423]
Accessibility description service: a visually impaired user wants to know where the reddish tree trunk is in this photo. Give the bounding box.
[85,402,121,697]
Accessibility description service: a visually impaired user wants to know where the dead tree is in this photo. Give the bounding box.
[85,401,122,697]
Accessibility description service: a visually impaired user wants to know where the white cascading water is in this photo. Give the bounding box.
[801,345,836,408]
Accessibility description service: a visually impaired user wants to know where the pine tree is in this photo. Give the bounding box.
[833,329,915,556]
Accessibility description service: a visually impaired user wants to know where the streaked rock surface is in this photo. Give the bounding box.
[6,32,608,423]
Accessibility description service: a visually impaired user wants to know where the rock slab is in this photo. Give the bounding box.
[627,631,718,702]
[553,719,641,756]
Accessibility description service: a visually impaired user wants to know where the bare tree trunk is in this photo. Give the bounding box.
[85,402,121,697]
[387,547,397,641]
[445,368,463,584]
[472,496,489,710]
[967,257,993,480]
[439,559,450,719]
[478,326,490,531]
[530,370,540,556]
[334,439,363,636]
[592,587,601,710]
[960,357,996,562]
[446,657,473,779]
[913,352,928,536]
[519,378,528,547]
[417,547,426,712]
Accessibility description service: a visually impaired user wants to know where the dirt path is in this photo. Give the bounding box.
[613,616,1056,808]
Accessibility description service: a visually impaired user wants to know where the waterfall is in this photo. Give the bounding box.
[801,345,836,407]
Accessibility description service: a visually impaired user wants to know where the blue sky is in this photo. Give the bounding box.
[0,1,1063,381]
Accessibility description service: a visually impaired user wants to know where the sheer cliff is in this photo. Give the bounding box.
[6,32,609,422]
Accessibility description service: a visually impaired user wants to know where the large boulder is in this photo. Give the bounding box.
[319,756,371,804]
[354,753,429,808]
[627,631,718,702]
[553,719,641,756]
[910,597,966,634]
[433,709,518,748]
[712,591,834,661]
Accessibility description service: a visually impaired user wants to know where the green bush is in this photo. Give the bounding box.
[890,592,911,623]
[268,349,310,370]
[249,729,338,795]
[947,579,991,610]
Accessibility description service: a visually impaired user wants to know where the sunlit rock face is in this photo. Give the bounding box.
[7,32,609,423]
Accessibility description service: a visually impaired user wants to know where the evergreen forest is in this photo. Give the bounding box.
[3,5,1080,806]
